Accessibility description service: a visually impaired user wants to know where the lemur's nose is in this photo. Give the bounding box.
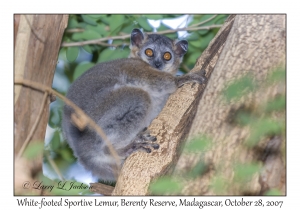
[154,61,162,68]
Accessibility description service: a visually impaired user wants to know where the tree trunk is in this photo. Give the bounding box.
[112,14,286,195]
[14,14,68,195]
[174,14,286,195]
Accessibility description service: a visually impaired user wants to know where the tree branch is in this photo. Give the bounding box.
[61,25,222,47]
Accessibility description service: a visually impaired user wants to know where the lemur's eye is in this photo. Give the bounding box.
[145,48,153,57]
[163,52,172,61]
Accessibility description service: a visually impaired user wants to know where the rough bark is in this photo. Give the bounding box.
[174,14,286,195]
[112,15,237,195]
[14,14,68,195]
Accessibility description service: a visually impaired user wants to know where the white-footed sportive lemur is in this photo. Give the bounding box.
[62,28,206,181]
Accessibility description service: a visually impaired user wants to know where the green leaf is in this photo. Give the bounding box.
[186,51,201,66]
[198,32,215,50]
[81,15,98,26]
[110,15,125,34]
[58,149,75,163]
[267,68,286,84]
[214,15,228,24]
[86,24,107,36]
[86,14,103,20]
[264,189,282,195]
[136,17,152,31]
[49,102,62,128]
[184,135,211,153]
[190,40,202,48]
[211,176,227,194]
[71,33,83,41]
[264,95,286,113]
[234,162,262,183]
[157,23,170,32]
[73,62,94,80]
[82,45,93,54]
[198,14,216,26]
[66,47,79,62]
[236,111,254,126]
[81,30,101,40]
[149,177,183,195]
[165,33,177,39]
[224,75,256,102]
[51,131,61,151]
[187,160,207,179]
[246,118,284,147]
[144,14,163,20]
[97,48,116,63]
[23,142,44,160]
[67,17,79,29]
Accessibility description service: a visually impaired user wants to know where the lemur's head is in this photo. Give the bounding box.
[129,28,188,75]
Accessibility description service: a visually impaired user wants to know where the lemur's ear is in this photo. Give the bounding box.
[174,40,188,57]
[131,29,145,48]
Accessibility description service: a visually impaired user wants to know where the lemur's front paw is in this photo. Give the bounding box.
[133,128,159,151]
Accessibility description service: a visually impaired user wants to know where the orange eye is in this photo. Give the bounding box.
[163,52,171,61]
[145,48,153,57]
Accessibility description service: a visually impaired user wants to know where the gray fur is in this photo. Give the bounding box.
[62,29,206,181]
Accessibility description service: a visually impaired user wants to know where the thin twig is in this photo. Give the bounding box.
[155,25,222,35]
[17,91,49,158]
[14,78,121,179]
[181,64,191,73]
[189,15,218,28]
[61,25,222,47]
[65,28,84,33]
[98,42,129,48]
[46,152,65,181]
